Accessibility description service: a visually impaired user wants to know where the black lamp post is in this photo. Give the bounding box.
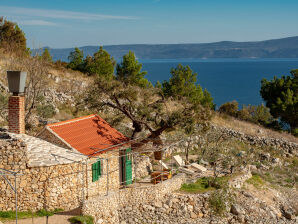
[7,71,27,95]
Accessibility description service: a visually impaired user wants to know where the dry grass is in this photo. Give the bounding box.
[212,112,298,143]
[0,53,91,87]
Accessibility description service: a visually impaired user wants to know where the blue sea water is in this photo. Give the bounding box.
[140,58,298,108]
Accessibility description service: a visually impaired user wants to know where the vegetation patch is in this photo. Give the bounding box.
[180,176,230,193]
[246,174,265,188]
[260,164,297,188]
[68,215,94,224]
[181,177,214,193]
[208,189,233,216]
[0,209,63,221]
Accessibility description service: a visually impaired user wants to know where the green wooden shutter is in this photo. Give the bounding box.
[92,160,102,182]
[97,160,101,177]
[125,148,132,185]
[92,162,98,182]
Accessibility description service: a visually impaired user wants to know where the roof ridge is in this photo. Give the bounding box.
[47,114,97,127]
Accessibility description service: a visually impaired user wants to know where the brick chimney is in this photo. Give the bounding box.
[7,71,27,134]
[8,96,25,134]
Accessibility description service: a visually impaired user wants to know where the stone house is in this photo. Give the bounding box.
[0,95,133,212]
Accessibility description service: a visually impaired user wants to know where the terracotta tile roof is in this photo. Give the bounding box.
[47,114,129,156]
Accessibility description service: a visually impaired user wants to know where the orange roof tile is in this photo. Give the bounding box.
[47,114,129,156]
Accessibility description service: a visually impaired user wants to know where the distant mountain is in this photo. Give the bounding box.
[36,36,298,61]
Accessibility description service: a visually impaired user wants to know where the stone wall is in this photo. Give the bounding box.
[82,173,186,224]
[37,128,71,149]
[228,169,252,189]
[212,125,298,156]
[0,136,120,212]
[134,155,152,179]
[163,125,298,158]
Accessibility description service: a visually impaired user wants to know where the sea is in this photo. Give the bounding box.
[139,58,298,108]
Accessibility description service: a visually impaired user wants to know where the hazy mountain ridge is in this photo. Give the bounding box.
[39,36,298,61]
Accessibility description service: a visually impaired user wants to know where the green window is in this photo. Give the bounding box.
[92,160,101,182]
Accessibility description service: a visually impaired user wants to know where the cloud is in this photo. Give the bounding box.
[18,20,57,26]
[0,6,138,21]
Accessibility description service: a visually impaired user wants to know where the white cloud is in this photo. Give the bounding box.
[18,20,57,26]
[0,6,138,21]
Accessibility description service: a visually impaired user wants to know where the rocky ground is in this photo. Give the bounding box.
[118,186,298,224]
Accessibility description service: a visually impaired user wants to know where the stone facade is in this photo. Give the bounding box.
[82,173,186,224]
[0,134,121,212]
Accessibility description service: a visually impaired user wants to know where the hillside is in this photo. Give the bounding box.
[38,36,298,61]
[0,53,297,223]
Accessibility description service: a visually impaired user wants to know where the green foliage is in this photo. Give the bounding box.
[259,162,298,188]
[116,51,151,87]
[246,174,265,189]
[155,80,162,89]
[162,64,214,108]
[0,17,27,54]
[36,209,55,217]
[0,92,8,109]
[208,190,230,216]
[180,176,229,193]
[209,176,229,189]
[0,211,33,220]
[68,215,94,224]
[260,69,298,133]
[0,209,62,221]
[41,48,53,62]
[67,47,84,70]
[219,101,277,128]
[239,104,274,126]
[218,101,239,117]
[0,92,8,123]
[84,46,116,79]
[37,104,56,119]
[180,177,215,193]
[88,77,211,141]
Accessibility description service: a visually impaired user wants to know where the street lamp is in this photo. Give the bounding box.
[7,71,27,95]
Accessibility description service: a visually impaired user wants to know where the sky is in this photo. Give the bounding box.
[0,0,298,48]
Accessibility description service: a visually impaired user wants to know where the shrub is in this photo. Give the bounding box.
[218,101,238,117]
[180,177,214,193]
[209,176,229,189]
[208,190,228,215]
[37,104,56,119]
[180,176,230,193]
[246,174,264,188]
[0,92,8,119]
[0,209,62,220]
[238,104,274,126]
[68,215,94,224]
[36,209,55,217]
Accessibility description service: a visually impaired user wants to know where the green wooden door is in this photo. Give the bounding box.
[125,148,132,185]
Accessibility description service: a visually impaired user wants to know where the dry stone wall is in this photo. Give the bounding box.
[164,125,298,158]
[82,173,186,224]
[212,125,298,156]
